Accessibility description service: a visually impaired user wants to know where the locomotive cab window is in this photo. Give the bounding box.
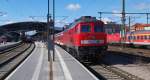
[81,25,91,32]
[94,25,103,32]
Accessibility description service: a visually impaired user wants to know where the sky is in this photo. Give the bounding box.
[0,0,150,27]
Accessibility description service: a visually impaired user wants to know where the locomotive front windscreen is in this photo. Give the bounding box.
[94,25,104,32]
[81,25,91,32]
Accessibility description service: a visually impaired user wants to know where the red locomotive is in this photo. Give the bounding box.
[55,16,108,61]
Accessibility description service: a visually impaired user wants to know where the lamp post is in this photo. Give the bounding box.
[146,13,149,24]
[47,0,51,61]
[121,0,126,47]
[98,12,102,20]
[52,0,55,61]
[47,0,55,61]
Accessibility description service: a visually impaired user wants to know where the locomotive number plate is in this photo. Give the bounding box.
[88,40,99,43]
[81,40,104,44]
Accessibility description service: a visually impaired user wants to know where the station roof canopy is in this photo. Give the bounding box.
[0,21,62,33]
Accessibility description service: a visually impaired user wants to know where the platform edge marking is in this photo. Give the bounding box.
[56,46,99,80]
[55,48,73,80]
[31,43,44,80]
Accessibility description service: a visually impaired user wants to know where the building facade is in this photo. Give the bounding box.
[132,23,150,31]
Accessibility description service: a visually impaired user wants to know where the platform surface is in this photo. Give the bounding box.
[5,42,98,80]
[53,45,98,80]
[5,42,50,80]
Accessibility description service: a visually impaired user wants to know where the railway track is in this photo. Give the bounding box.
[83,47,148,80]
[85,63,144,80]
[61,45,147,80]
[0,43,23,54]
[108,46,150,58]
[0,43,35,80]
[109,44,150,50]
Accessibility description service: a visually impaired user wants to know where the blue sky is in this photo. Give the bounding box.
[0,0,150,27]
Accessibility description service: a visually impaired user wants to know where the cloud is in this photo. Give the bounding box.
[55,19,68,27]
[135,3,150,10]
[102,17,112,24]
[4,20,14,24]
[0,11,7,17]
[66,3,81,11]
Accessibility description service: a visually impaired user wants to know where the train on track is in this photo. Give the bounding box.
[107,30,150,48]
[22,36,34,43]
[126,30,150,48]
[55,16,108,61]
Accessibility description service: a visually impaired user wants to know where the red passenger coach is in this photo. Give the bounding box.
[126,30,150,48]
[107,33,121,44]
[55,16,108,61]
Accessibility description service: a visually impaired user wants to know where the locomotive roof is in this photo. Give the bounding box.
[67,16,102,29]
[74,16,97,22]
[55,16,103,36]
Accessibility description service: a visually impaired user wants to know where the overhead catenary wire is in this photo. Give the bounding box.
[98,11,150,24]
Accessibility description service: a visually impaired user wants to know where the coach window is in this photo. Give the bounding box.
[134,36,136,40]
[130,36,132,40]
[128,36,130,40]
[94,25,103,32]
[131,36,134,40]
[141,36,143,40]
[137,36,140,40]
[131,36,133,40]
[81,25,91,32]
[132,36,134,40]
[144,35,147,40]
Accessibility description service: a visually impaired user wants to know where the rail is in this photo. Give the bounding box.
[86,63,144,80]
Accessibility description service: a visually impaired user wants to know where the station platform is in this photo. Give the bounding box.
[5,42,98,80]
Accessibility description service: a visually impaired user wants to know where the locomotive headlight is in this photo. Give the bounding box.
[81,40,104,44]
